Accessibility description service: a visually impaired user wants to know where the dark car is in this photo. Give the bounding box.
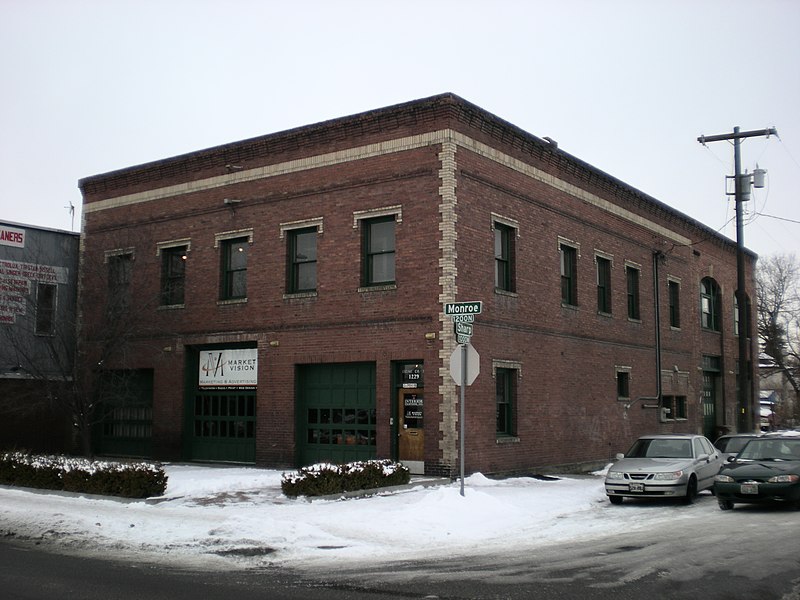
[714,433,761,461]
[714,435,800,510]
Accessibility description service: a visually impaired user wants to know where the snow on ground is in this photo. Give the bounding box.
[0,463,703,570]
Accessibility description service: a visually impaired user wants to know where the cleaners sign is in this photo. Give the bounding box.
[199,348,258,388]
[0,226,25,248]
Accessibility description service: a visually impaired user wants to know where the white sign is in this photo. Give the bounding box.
[0,259,69,324]
[0,226,25,248]
[199,348,258,388]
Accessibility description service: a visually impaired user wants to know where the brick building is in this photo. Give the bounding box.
[77,94,757,475]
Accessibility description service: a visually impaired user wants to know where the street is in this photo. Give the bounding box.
[4,493,799,600]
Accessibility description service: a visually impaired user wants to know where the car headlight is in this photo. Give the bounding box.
[606,471,625,480]
[715,474,735,483]
[767,474,800,484]
[652,471,683,480]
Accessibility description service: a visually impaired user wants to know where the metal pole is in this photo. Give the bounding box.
[733,128,751,432]
[697,126,777,433]
[460,342,466,497]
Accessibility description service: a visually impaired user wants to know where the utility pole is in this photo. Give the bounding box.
[697,126,777,432]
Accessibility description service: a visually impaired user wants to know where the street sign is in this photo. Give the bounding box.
[449,343,480,386]
[453,321,473,337]
[455,333,471,345]
[450,314,474,323]
[444,301,482,316]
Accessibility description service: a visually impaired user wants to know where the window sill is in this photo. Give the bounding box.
[597,311,613,318]
[283,291,317,300]
[627,317,642,324]
[158,303,185,311]
[494,288,518,298]
[561,302,578,311]
[358,284,397,293]
[217,298,247,306]
[496,436,520,445]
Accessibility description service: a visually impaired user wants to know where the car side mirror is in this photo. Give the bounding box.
[726,455,736,463]
[615,453,625,461]
[697,453,709,462]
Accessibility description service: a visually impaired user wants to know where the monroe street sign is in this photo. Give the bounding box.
[444,301,482,316]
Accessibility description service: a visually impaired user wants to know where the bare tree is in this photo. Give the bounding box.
[756,253,800,425]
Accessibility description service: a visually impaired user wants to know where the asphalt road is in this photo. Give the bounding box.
[3,494,799,599]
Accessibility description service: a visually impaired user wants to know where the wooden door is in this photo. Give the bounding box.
[398,389,424,473]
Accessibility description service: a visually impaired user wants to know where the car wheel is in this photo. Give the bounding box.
[718,498,734,510]
[609,495,623,505]
[682,477,698,504]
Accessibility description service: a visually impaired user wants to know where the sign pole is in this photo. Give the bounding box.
[460,342,466,497]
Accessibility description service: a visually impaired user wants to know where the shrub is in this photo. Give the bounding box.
[281,459,410,498]
[0,452,168,498]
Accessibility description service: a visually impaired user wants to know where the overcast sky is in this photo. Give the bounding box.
[2,0,798,258]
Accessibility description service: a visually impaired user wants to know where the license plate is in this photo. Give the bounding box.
[629,483,645,493]
[740,483,758,494]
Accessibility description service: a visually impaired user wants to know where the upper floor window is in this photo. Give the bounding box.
[733,293,752,338]
[221,237,249,300]
[35,282,56,336]
[596,255,612,314]
[160,245,187,306]
[107,250,133,315]
[700,277,721,331]
[493,217,517,293]
[287,227,317,293]
[560,242,578,306]
[362,216,395,286]
[626,265,640,320]
[668,279,681,328]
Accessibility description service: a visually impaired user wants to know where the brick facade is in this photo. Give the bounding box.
[78,94,757,475]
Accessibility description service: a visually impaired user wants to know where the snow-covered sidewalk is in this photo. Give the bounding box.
[0,463,695,570]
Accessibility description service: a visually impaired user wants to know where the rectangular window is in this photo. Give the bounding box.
[494,223,515,292]
[560,243,577,306]
[160,246,187,306]
[363,216,395,286]
[107,252,133,315]
[626,265,640,320]
[221,238,248,300]
[496,368,516,436]
[35,283,56,335]
[596,256,612,314]
[287,227,317,293]
[668,280,681,328]
[617,371,630,400]
[661,395,687,420]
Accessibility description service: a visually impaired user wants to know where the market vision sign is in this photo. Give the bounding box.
[199,348,258,389]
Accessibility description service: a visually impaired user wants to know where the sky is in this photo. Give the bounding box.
[0,463,705,569]
[1,0,798,259]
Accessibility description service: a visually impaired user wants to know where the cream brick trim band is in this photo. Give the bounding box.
[86,129,691,246]
[279,217,324,238]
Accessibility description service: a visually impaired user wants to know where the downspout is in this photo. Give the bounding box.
[625,250,663,414]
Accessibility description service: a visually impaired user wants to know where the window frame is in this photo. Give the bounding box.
[700,277,721,332]
[220,237,249,301]
[668,278,681,329]
[596,254,612,314]
[361,215,396,287]
[616,368,631,400]
[495,367,517,437]
[159,244,188,307]
[661,395,688,421]
[492,216,518,294]
[626,264,641,320]
[287,226,318,294]
[34,282,57,336]
[560,242,578,307]
[105,249,134,316]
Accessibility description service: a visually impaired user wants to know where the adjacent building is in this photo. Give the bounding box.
[77,94,757,475]
[0,221,80,453]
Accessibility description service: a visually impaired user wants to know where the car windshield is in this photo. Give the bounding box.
[716,437,753,454]
[738,438,800,461]
[627,438,692,459]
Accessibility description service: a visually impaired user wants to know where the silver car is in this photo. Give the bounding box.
[605,434,723,504]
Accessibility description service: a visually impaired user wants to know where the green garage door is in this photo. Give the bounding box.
[190,390,256,463]
[297,362,376,466]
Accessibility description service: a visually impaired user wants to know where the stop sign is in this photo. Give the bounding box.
[450,343,480,386]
